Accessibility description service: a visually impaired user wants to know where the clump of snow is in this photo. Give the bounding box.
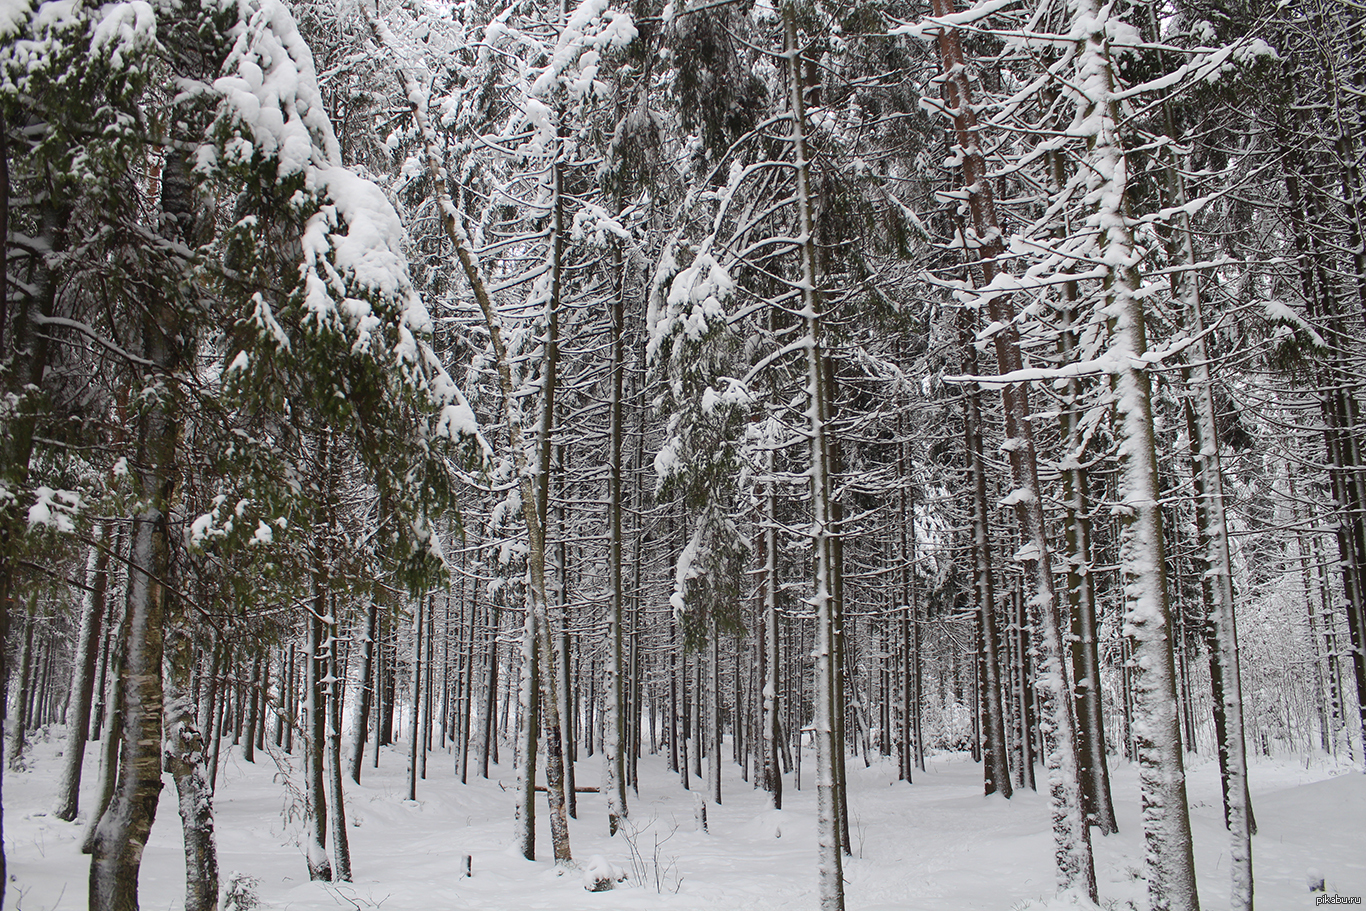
[27,486,81,533]
[89,0,154,70]
[582,854,626,891]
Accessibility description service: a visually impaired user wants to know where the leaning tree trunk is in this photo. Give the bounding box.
[363,10,572,861]
[931,0,1096,897]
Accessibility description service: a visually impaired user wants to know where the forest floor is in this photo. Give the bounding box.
[3,728,1363,911]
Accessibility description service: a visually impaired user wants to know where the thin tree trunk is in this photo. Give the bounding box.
[8,600,35,769]
[605,243,629,833]
[326,607,351,882]
[959,321,1011,798]
[408,597,424,802]
[709,619,722,807]
[479,603,500,779]
[763,442,783,809]
[243,651,261,764]
[304,569,331,882]
[54,527,110,821]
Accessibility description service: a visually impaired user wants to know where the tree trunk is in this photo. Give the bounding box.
[164,623,219,911]
[763,442,783,809]
[408,597,424,802]
[87,143,191,908]
[930,1,1095,895]
[605,245,629,834]
[350,602,378,783]
[326,609,351,882]
[8,600,35,769]
[479,602,499,779]
[243,651,261,764]
[54,527,109,821]
[1073,10,1198,906]
[959,316,1011,798]
[785,9,843,905]
[304,571,331,882]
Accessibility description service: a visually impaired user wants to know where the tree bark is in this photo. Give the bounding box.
[605,244,629,834]
[164,623,219,911]
[785,8,844,905]
[326,608,352,882]
[931,2,1095,895]
[304,569,332,882]
[54,527,110,821]
[350,601,378,783]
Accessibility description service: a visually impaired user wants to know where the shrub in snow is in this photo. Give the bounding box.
[221,871,260,911]
[582,855,626,892]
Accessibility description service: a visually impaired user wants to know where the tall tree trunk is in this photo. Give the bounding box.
[8,600,35,769]
[1073,10,1198,907]
[785,8,843,906]
[763,442,783,809]
[364,10,573,859]
[479,603,500,779]
[931,1,1095,895]
[87,143,192,909]
[87,457,174,911]
[605,244,629,834]
[243,651,261,764]
[709,618,722,807]
[959,314,1011,798]
[1165,145,1251,906]
[408,596,424,802]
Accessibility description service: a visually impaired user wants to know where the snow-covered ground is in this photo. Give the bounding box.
[4,728,1362,910]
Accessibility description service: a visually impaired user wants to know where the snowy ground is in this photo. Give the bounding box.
[3,728,1363,910]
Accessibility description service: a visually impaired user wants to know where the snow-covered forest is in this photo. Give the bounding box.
[2,0,1364,907]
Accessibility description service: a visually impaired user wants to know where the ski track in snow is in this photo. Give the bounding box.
[3,729,1362,910]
